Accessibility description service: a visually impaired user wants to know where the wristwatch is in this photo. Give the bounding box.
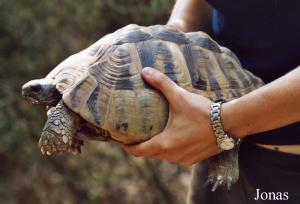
[210,100,240,150]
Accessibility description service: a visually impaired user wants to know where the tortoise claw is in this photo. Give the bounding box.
[40,147,46,155]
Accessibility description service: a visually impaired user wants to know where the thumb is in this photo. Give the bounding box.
[142,67,181,102]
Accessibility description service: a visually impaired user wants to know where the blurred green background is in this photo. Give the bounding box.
[0,0,191,203]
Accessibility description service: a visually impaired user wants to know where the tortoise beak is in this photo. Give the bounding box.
[22,80,42,104]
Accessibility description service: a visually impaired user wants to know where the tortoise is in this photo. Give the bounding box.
[22,24,264,190]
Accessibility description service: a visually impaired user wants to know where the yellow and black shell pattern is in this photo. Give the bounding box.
[48,24,264,144]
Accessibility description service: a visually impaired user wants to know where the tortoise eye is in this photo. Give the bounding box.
[31,84,41,93]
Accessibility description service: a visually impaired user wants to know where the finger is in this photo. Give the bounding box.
[142,67,183,103]
[122,133,165,157]
[179,144,222,166]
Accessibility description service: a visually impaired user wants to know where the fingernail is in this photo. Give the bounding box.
[142,67,155,78]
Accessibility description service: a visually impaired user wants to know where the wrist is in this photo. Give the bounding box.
[210,101,240,150]
[221,99,249,139]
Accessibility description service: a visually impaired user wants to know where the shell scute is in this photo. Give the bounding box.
[111,24,152,45]
[87,86,101,124]
[148,25,189,44]
[186,32,222,53]
[89,44,137,90]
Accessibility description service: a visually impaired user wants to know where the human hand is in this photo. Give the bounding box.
[122,67,222,166]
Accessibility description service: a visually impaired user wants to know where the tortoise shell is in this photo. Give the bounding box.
[46,24,264,144]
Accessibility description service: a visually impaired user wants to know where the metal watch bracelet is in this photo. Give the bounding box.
[210,100,240,150]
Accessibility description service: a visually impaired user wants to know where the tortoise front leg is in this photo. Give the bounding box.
[40,100,83,155]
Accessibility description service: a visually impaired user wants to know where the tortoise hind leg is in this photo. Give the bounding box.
[206,147,240,191]
[75,123,111,142]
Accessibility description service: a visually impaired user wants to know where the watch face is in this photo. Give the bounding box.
[220,138,235,150]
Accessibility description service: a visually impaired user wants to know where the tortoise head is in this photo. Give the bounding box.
[22,78,61,106]
[22,46,98,106]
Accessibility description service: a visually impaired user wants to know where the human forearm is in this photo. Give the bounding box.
[167,0,212,33]
[223,67,300,138]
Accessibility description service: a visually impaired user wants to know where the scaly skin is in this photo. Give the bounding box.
[206,146,240,191]
[40,100,83,155]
